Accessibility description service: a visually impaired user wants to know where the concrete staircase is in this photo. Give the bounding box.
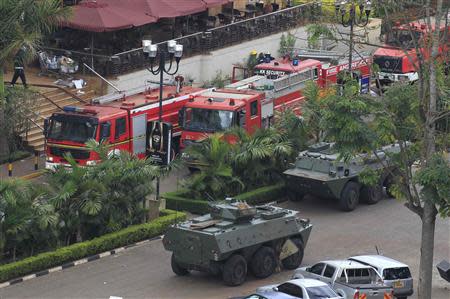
[21,88,96,153]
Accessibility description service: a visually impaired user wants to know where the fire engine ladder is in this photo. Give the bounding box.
[269,68,314,98]
[295,48,371,65]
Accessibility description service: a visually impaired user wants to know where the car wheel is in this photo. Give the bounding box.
[281,238,304,270]
[339,181,360,211]
[250,246,277,278]
[222,254,247,286]
[171,254,189,276]
[360,184,382,205]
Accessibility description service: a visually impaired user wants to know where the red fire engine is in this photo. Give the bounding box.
[373,20,449,85]
[180,56,371,147]
[44,85,207,169]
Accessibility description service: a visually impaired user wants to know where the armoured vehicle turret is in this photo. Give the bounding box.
[284,142,402,211]
[163,199,313,286]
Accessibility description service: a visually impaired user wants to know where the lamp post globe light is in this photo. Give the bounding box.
[142,39,183,200]
[335,0,371,72]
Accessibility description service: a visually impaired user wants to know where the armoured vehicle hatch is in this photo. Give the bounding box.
[163,198,313,286]
[284,142,402,211]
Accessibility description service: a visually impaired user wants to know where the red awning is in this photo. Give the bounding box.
[109,0,207,19]
[65,0,157,32]
[202,0,232,8]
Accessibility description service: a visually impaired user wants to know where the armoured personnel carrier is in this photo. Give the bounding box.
[284,142,401,211]
[163,199,313,286]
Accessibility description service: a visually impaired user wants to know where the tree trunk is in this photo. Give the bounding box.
[0,67,9,157]
[418,200,437,299]
[417,0,443,298]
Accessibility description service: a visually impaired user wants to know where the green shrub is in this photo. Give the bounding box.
[235,183,286,204]
[163,190,210,214]
[0,210,185,283]
[0,150,31,164]
[163,183,286,214]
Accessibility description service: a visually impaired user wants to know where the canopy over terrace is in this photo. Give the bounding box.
[64,0,233,32]
[64,0,157,32]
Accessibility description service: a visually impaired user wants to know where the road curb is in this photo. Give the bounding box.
[0,235,163,289]
[20,170,45,180]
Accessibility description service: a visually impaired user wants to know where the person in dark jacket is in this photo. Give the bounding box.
[11,47,27,88]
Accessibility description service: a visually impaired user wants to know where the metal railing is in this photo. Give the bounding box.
[109,2,321,76]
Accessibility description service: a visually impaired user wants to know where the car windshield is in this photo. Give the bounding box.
[306,286,338,299]
[383,267,411,280]
[183,108,234,132]
[48,116,97,143]
[385,29,422,49]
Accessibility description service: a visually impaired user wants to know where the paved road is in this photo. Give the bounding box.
[1,192,448,299]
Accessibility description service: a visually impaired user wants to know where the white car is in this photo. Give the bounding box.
[256,278,343,299]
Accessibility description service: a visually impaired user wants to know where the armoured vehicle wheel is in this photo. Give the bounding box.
[360,184,382,205]
[171,254,189,276]
[287,190,304,202]
[223,254,247,286]
[281,238,304,270]
[250,246,276,278]
[339,182,360,211]
[383,174,395,198]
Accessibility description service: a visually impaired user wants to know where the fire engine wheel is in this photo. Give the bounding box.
[281,238,304,270]
[171,254,189,276]
[360,184,382,205]
[339,181,360,212]
[250,246,276,279]
[222,254,247,286]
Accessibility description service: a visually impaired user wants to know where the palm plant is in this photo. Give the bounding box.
[47,140,165,242]
[182,134,244,200]
[0,0,71,155]
[227,127,293,189]
[301,81,330,143]
[0,179,57,260]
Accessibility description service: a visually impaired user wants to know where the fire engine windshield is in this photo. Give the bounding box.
[386,29,423,49]
[183,108,234,132]
[48,115,97,143]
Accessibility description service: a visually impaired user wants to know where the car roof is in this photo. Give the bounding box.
[321,260,372,269]
[349,255,408,268]
[286,278,328,288]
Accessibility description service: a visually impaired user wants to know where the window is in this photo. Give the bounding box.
[250,101,258,116]
[309,263,325,275]
[277,283,303,298]
[313,68,318,79]
[383,267,411,280]
[48,117,97,143]
[305,286,338,299]
[323,265,336,278]
[115,117,126,139]
[100,121,111,141]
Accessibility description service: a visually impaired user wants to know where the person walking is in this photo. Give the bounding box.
[11,47,27,88]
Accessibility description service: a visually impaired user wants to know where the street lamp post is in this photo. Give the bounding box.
[142,39,183,200]
[335,0,371,72]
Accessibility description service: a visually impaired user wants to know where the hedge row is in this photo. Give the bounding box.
[163,183,286,214]
[0,209,186,283]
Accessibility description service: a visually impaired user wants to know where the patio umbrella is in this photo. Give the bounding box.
[64,0,157,32]
[63,0,157,70]
[202,0,233,8]
[108,0,207,19]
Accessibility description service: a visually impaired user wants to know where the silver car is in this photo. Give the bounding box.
[348,255,413,299]
[256,278,342,299]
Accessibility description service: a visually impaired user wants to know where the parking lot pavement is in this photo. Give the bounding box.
[0,194,448,299]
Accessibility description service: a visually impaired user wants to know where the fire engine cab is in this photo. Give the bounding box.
[44,85,206,169]
[373,20,450,85]
[179,89,265,148]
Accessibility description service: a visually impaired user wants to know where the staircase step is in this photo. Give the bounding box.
[22,88,97,153]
